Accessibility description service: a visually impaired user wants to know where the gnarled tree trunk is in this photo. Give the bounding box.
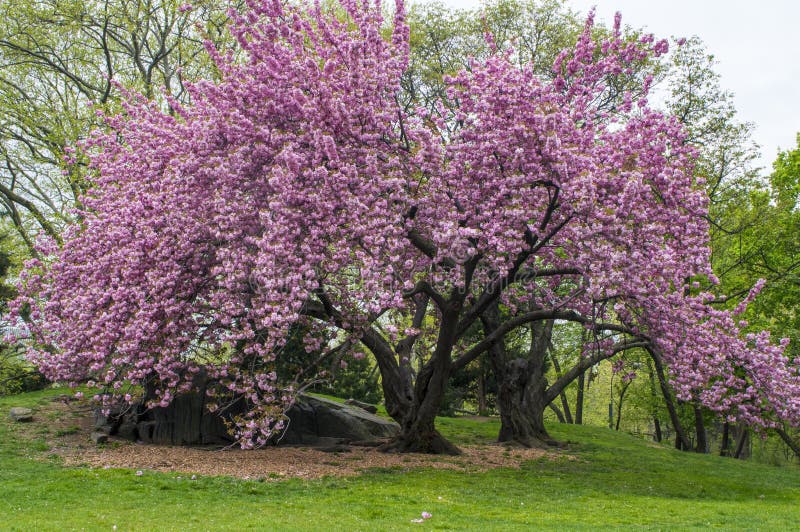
[368,299,462,455]
[482,304,556,448]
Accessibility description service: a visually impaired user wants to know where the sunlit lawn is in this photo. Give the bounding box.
[1,388,798,530]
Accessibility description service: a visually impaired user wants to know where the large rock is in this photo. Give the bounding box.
[280,395,399,445]
[95,387,399,448]
[344,398,378,414]
[94,375,238,446]
[9,407,33,422]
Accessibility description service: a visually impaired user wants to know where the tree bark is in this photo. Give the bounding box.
[476,369,488,416]
[720,422,731,457]
[646,359,662,442]
[653,417,662,443]
[648,347,692,451]
[734,427,749,459]
[549,353,574,424]
[575,368,585,425]
[693,405,708,453]
[776,427,800,461]
[548,402,566,423]
[379,301,462,455]
[615,381,631,431]
[480,300,650,447]
[482,304,556,448]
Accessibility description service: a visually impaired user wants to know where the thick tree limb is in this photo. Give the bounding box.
[453,308,638,372]
[545,340,648,404]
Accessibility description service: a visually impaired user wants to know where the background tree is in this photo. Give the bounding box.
[0,0,236,251]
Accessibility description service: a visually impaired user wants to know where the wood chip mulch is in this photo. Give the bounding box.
[59,442,558,480]
[28,396,567,481]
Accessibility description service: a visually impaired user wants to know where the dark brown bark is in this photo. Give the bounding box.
[476,369,488,416]
[646,359,662,442]
[734,427,749,459]
[648,347,692,451]
[303,292,456,454]
[615,381,631,431]
[479,297,649,447]
[575,368,585,425]
[693,405,708,453]
[548,402,566,423]
[550,353,574,424]
[493,357,553,448]
[483,305,556,448]
[653,417,662,443]
[720,422,731,457]
[775,427,800,460]
[380,300,463,455]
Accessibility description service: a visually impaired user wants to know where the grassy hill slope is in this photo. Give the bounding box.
[1,388,798,530]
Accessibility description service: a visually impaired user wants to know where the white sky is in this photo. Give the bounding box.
[434,0,800,172]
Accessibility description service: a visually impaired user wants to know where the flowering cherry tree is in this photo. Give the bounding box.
[13,0,800,452]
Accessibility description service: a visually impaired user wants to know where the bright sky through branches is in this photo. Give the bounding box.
[437,0,800,171]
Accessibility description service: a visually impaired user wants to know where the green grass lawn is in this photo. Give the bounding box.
[1,388,798,530]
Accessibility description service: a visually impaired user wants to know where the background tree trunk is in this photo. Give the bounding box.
[646,359,662,442]
[549,402,566,423]
[550,353,574,424]
[775,427,800,461]
[615,381,631,431]
[734,427,749,459]
[694,405,708,453]
[476,369,488,416]
[720,422,731,456]
[575,369,585,425]
[653,417,663,443]
[648,348,692,450]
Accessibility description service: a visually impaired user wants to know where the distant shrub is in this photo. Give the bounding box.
[0,344,47,396]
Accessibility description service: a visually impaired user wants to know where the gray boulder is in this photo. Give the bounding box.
[93,384,399,448]
[344,398,378,414]
[9,407,33,422]
[279,395,399,445]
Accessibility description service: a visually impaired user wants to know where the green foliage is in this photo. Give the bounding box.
[0,345,46,396]
[317,355,382,405]
[0,232,44,396]
[403,0,581,116]
[0,0,236,250]
[771,133,800,210]
[440,357,496,417]
[274,325,382,405]
[2,388,800,529]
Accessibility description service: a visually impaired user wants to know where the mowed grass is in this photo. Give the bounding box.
[1,388,799,530]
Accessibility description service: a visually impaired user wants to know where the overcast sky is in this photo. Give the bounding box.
[434,0,800,172]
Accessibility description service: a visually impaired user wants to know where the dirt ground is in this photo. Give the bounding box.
[25,396,563,480]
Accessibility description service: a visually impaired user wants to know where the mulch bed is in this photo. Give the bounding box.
[19,396,565,480]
